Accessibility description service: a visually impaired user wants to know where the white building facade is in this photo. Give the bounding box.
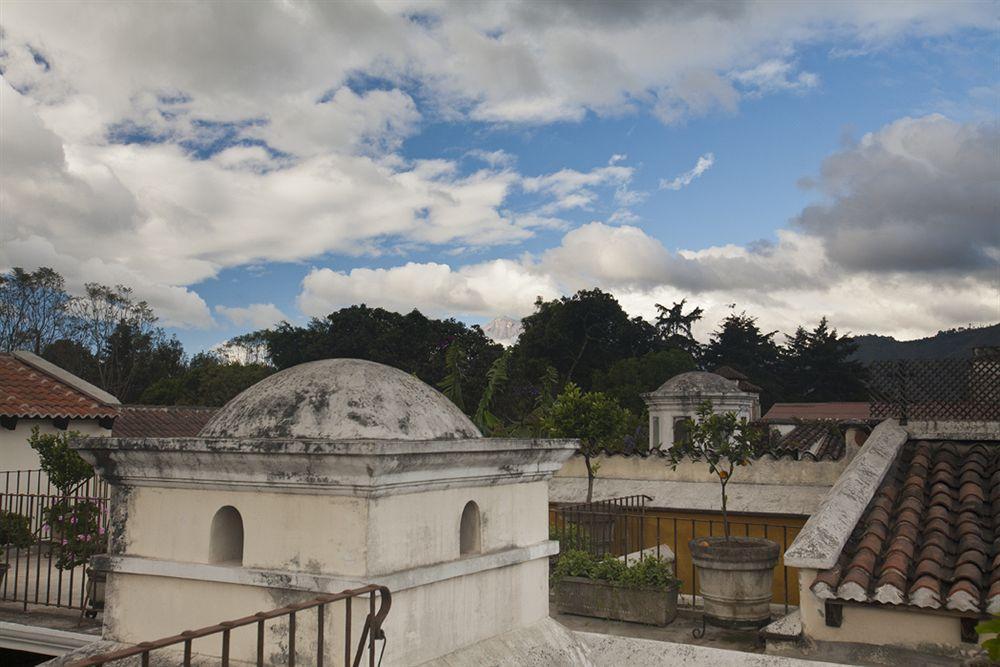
[75,359,579,665]
[642,371,761,450]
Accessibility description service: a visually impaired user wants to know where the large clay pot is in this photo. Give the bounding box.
[690,536,780,628]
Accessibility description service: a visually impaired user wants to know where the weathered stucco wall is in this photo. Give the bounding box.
[122,486,369,576]
[796,569,964,651]
[382,559,549,666]
[555,453,850,488]
[103,560,549,666]
[0,419,108,478]
[367,482,547,574]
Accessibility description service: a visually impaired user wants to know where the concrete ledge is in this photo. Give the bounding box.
[905,421,1000,441]
[93,540,558,595]
[784,420,907,570]
[0,621,100,656]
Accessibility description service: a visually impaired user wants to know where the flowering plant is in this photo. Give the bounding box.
[44,499,105,569]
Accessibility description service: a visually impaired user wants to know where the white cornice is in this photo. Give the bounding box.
[74,437,579,496]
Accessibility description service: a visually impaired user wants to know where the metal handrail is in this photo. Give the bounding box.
[68,584,392,667]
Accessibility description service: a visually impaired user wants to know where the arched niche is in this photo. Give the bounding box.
[460,501,481,556]
[209,505,244,565]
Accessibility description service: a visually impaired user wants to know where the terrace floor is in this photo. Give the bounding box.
[550,603,975,666]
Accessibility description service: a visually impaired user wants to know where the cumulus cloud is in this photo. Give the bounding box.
[731,60,819,95]
[0,2,994,337]
[795,114,999,275]
[298,260,560,319]
[215,303,288,329]
[660,153,715,190]
[299,222,995,340]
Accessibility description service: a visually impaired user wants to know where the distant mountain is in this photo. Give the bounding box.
[483,316,523,347]
[850,323,1000,363]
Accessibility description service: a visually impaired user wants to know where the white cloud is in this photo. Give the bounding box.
[0,2,994,338]
[298,260,560,319]
[215,303,288,329]
[660,153,715,190]
[731,60,820,95]
[299,222,996,340]
[795,114,999,275]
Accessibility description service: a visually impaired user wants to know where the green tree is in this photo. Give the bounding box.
[0,267,76,354]
[665,402,768,540]
[28,428,93,494]
[260,305,502,417]
[702,312,784,409]
[473,350,510,435]
[515,289,660,391]
[654,299,703,357]
[140,353,274,406]
[545,384,630,503]
[783,318,868,402]
[592,349,697,414]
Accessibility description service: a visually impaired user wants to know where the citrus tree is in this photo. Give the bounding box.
[665,401,767,540]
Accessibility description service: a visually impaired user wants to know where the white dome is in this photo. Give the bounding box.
[649,371,741,396]
[200,359,481,440]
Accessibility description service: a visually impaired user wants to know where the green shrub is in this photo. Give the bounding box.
[0,510,33,548]
[549,523,590,552]
[552,549,678,590]
[28,427,93,494]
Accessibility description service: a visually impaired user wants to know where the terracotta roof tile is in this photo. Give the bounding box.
[112,405,219,438]
[0,353,117,420]
[811,439,1000,615]
[762,402,871,421]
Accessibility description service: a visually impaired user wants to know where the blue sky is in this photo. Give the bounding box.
[1,2,997,353]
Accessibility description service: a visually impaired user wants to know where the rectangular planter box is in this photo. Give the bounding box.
[555,576,680,626]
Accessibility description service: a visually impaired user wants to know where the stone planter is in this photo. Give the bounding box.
[555,576,680,626]
[689,536,780,628]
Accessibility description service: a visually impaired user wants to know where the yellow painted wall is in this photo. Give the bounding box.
[550,505,804,606]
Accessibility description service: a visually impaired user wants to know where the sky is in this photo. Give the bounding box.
[1,1,998,353]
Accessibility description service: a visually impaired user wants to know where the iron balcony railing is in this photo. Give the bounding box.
[69,584,392,667]
[1,482,111,610]
[550,501,800,612]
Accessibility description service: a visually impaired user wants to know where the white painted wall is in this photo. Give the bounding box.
[556,453,851,488]
[123,486,369,576]
[0,418,108,478]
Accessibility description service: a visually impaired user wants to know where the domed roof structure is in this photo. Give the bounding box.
[200,359,481,440]
[648,371,743,396]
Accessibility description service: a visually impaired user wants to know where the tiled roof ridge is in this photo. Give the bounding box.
[0,353,118,419]
[587,419,866,462]
[121,404,218,412]
[811,438,1000,615]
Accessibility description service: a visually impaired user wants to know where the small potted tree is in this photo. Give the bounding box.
[1,510,34,587]
[666,401,779,628]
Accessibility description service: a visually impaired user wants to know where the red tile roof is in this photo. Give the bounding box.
[811,440,1000,615]
[112,405,218,438]
[769,421,866,461]
[763,402,871,422]
[0,353,118,420]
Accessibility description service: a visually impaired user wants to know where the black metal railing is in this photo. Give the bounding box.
[1,481,111,610]
[868,353,1000,423]
[68,584,392,667]
[550,503,800,611]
